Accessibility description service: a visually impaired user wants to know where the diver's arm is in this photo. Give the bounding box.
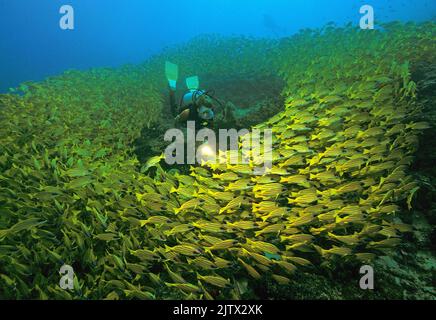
[169,87,177,117]
[175,109,190,122]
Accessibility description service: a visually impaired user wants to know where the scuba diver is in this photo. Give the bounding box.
[165,61,223,129]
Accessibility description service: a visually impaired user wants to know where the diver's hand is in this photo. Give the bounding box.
[175,109,190,122]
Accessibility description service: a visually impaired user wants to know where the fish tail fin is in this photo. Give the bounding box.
[0,229,9,240]
[313,244,324,256]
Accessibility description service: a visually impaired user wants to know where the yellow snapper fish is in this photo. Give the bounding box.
[330,181,363,195]
[208,161,229,171]
[278,154,306,167]
[227,164,253,175]
[238,258,262,279]
[205,239,239,252]
[205,190,235,202]
[405,122,431,130]
[261,207,289,222]
[224,178,253,192]
[280,174,310,188]
[266,166,290,176]
[174,198,205,214]
[252,201,279,214]
[199,234,225,245]
[197,274,231,288]
[213,256,233,268]
[318,116,342,127]
[251,175,279,184]
[335,213,365,225]
[328,232,360,245]
[355,253,376,263]
[190,165,212,177]
[359,137,380,148]
[309,171,341,185]
[253,183,286,195]
[320,145,345,159]
[273,260,297,273]
[170,186,196,199]
[187,256,218,270]
[141,153,165,172]
[343,125,362,138]
[193,221,228,233]
[165,282,202,294]
[246,239,281,255]
[240,248,273,266]
[255,223,286,237]
[283,255,312,266]
[212,172,240,181]
[286,123,311,132]
[279,148,299,158]
[280,234,314,243]
[311,129,336,141]
[164,244,202,256]
[288,193,319,206]
[334,158,366,175]
[314,245,352,257]
[287,214,316,228]
[193,176,224,190]
[174,173,195,186]
[363,143,388,155]
[357,127,385,139]
[226,220,259,230]
[219,196,251,214]
[285,144,313,154]
[271,274,291,285]
[367,237,401,248]
[140,216,171,226]
[165,224,194,236]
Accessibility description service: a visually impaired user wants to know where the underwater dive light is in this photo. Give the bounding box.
[197,142,216,163]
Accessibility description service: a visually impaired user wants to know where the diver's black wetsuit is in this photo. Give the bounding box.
[169,89,177,117]
[170,89,213,128]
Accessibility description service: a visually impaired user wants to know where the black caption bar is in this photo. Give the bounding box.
[1,300,432,319]
[168,302,263,319]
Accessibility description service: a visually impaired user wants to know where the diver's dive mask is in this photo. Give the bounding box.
[198,105,214,120]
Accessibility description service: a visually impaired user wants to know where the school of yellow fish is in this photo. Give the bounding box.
[0,22,434,300]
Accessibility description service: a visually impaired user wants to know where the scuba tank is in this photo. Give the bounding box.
[178,75,223,124]
[181,89,215,121]
[181,89,206,108]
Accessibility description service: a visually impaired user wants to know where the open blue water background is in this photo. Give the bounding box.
[0,0,435,92]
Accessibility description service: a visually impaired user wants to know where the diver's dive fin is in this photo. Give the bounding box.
[186,76,200,91]
[165,61,179,89]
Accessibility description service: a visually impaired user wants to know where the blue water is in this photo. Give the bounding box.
[0,0,435,93]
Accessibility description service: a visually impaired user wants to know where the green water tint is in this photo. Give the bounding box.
[0,21,435,300]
